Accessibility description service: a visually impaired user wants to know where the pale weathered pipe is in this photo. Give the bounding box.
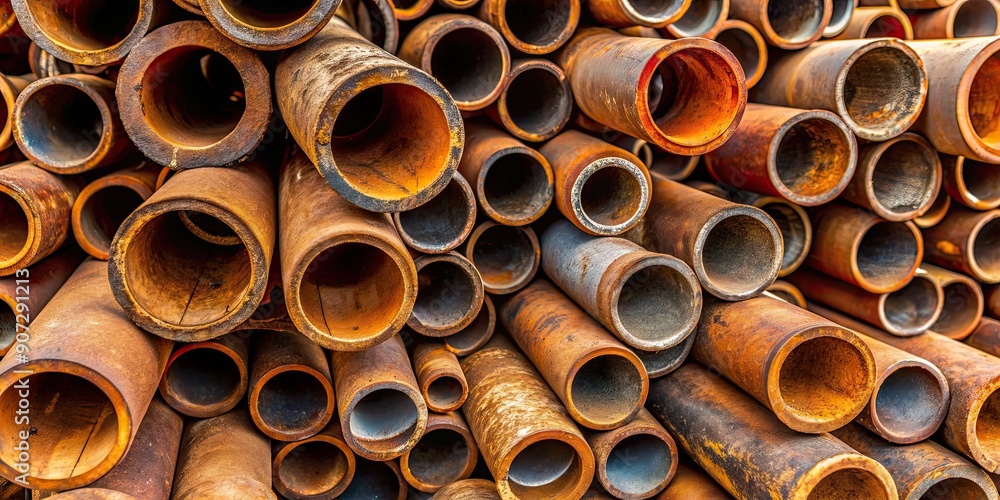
[443,295,496,357]
[271,421,356,500]
[941,154,1000,211]
[584,408,677,499]
[487,58,573,143]
[476,0,581,54]
[408,252,484,337]
[412,342,469,413]
[198,0,342,50]
[339,458,406,500]
[832,6,913,40]
[840,132,942,222]
[913,0,1000,39]
[732,191,813,277]
[393,172,476,254]
[586,0,689,27]
[0,162,80,276]
[663,0,729,37]
[465,221,539,295]
[0,248,84,357]
[71,163,159,260]
[922,206,1000,284]
[158,332,250,419]
[400,411,479,493]
[921,263,985,340]
[707,19,767,89]
[729,0,833,49]
[824,0,858,37]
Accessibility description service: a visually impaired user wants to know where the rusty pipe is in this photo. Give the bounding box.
[663,0,729,37]
[862,0,954,7]
[391,0,433,20]
[942,154,1000,211]
[400,412,479,493]
[457,123,554,226]
[990,286,1000,318]
[339,458,406,500]
[765,279,807,307]
[461,334,595,499]
[705,103,857,207]
[648,152,700,181]
[586,0,689,27]
[432,479,500,499]
[0,162,80,276]
[922,205,1000,283]
[331,335,428,460]
[824,0,858,37]
[540,131,652,236]
[0,74,30,152]
[393,172,476,255]
[967,317,1000,355]
[0,260,172,490]
[921,264,985,340]
[913,0,1000,39]
[488,58,572,143]
[558,29,746,155]
[833,6,913,39]
[465,221,539,295]
[584,408,677,499]
[413,342,469,413]
[199,0,342,50]
[732,192,812,277]
[409,252,484,337]
[806,202,923,293]
[915,189,952,229]
[706,19,766,90]
[476,0,580,54]
[729,0,832,49]
[108,162,275,341]
[840,132,941,222]
[172,0,202,14]
[280,149,417,351]
[439,0,482,9]
[335,0,399,54]
[541,219,701,351]
[0,248,83,357]
[271,421,356,500]
[655,461,731,500]
[71,163,159,260]
[158,332,250,419]
[631,328,697,379]
[648,363,897,499]
[613,135,654,172]
[443,295,496,357]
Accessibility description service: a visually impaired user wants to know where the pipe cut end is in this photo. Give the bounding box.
[695,206,782,300]
[865,135,941,221]
[427,23,508,110]
[956,157,1000,210]
[567,351,648,429]
[854,220,922,293]
[763,0,827,49]
[252,367,334,441]
[498,61,572,141]
[443,295,496,356]
[916,474,997,500]
[0,186,32,271]
[13,0,147,64]
[612,254,701,350]
[274,436,355,499]
[971,214,1000,283]
[620,0,688,27]
[497,0,580,54]
[863,12,911,39]
[73,183,148,260]
[801,456,895,499]
[915,190,951,228]
[838,42,927,141]
[202,0,340,49]
[480,148,554,226]
[965,43,1000,160]
[632,331,696,378]
[933,278,984,339]
[824,0,855,37]
[600,433,676,498]
[501,437,592,499]
[972,383,1000,473]
[343,386,427,460]
[712,21,766,89]
[766,280,808,308]
[870,363,949,443]
[409,254,484,337]
[757,200,812,276]
[403,427,476,491]
[14,78,109,173]
[161,343,247,418]
[667,0,726,37]
[424,375,468,413]
[953,0,1000,38]
[571,157,650,236]
[772,113,857,206]
[395,174,476,254]
[879,274,943,335]
[466,223,539,295]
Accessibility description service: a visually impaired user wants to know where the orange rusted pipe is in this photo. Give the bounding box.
[431,479,500,499]
[393,172,476,255]
[921,264,985,340]
[0,248,83,357]
[272,421,356,500]
[941,154,1000,211]
[199,0,342,50]
[476,0,580,54]
[409,252,484,337]
[443,295,496,356]
[0,74,30,152]
[765,279,807,307]
[663,0,729,37]
[840,132,941,222]
[439,0,481,8]
[913,0,1000,39]
[586,0,689,27]
[330,335,428,461]
[648,363,897,499]
[487,58,572,142]
[412,342,469,413]
[280,149,416,351]
[655,461,730,500]
[159,332,250,419]
[729,0,832,49]
[914,189,952,229]
[172,0,201,13]
[922,206,1000,283]
[400,411,479,493]
[732,191,812,277]
[0,162,80,276]
[335,0,399,53]
[71,162,159,260]
[631,330,697,379]
[584,408,677,499]
[392,0,433,20]
[833,6,913,39]
[559,28,746,155]
[0,260,172,490]
[706,19,766,89]
[339,458,406,500]
[966,317,1000,355]
[461,334,595,499]
[990,286,1000,318]
[862,0,954,7]
[465,221,539,295]
[541,219,701,351]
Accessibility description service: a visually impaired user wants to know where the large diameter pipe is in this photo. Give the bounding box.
[330,335,428,461]
[393,172,476,255]
[922,206,1000,283]
[833,6,913,40]
[586,0,689,27]
[71,163,159,260]
[921,264,985,340]
[541,219,701,351]
[465,221,540,295]
[732,192,812,277]
[443,295,496,357]
[912,0,1000,39]
[477,0,580,54]
[461,335,595,499]
[584,408,677,499]
[656,461,731,500]
[413,342,469,413]
[752,38,927,142]
[0,260,172,490]
[117,21,272,169]
[706,19,767,89]
[647,363,897,500]
[159,333,249,419]
[339,458,406,500]
[199,0,342,50]
[0,162,80,276]
[663,0,729,37]
[488,58,573,142]
[840,132,942,222]
[408,252,484,337]
[271,421,356,500]
[276,17,463,212]
[729,0,833,49]
[280,149,417,351]
[0,248,84,357]
[432,479,501,499]
[400,412,479,493]
[694,295,877,433]
[942,154,1000,211]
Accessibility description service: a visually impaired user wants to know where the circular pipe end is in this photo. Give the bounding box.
[868,361,949,444]
[565,348,649,430]
[159,342,248,418]
[694,205,783,301]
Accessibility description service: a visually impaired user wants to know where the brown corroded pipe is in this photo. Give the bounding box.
[631,329,697,378]
[465,221,539,295]
[663,0,729,37]
[922,206,1000,283]
[942,154,1000,211]
[840,132,941,222]
[108,162,275,341]
[913,0,1000,39]
[271,421,356,500]
[0,248,83,357]
[400,412,479,493]
[249,331,334,442]
[648,363,897,499]
[0,260,172,490]
[586,0,689,27]
[443,295,496,356]
[488,58,573,142]
[393,172,476,255]
[172,0,201,13]
[399,15,510,111]
[158,332,250,419]
[915,189,952,229]
[276,17,462,212]
[408,252,484,337]
[824,0,858,36]
[501,280,649,430]
[339,458,406,500]
[584,408,677,499]
[728,0,832,49]
[0,74,31,152]
[861,0,955,7]
[704,103,857,207]
[990,286,1000,318]
[280,149,417,351]
[431,479,500,499]
[71,163,159,260]
[649,152,701,181]
[540,131,652,236]
[0,162,80,276]
[457,123,554,226]
[477,0,580,54]
[807,202,923,293]
[694,295,876,433]
[541,219,701,351]
[967,317,1000,355]
[629,174,783,300]
[335,0,399,54]
[330,335,428,460]
[655,461,730,500]
[117,21,271,169]
[765,279,807,308]
[921,264,984,340]
[391,0,434,20]
[706,19,766,89]
[439,0,481,8]
[559,29,746,155]
[172,408,275,499]
[732,191,812,277]
[752,38,927,142]
[833,6,913,39]
[198,0,341,50]
[785,267,943,336]
[461,335,595,499]
[413,342,469,413]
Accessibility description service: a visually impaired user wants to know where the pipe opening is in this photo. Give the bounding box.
[0,192,29,264]
[973,217,1000,280]
[649,48,742,147]
[871,140,938,214]
[923,477,991,499]
[934,281,981,334]
[761,202,808,272]
[955,0,998,37]
[483,152,551,223]
[701,214,778,294]
[412,260,478,330]
[350,389,419,449]
[508,439,582,498]
[634,339,691,376]
[141,48,246,148]
[808,467,890,499]
[0,301,14,352]
[650,152,697,180]
[617,263,697,345]
[426,376,465,410]
[78,186,145,253]
[882,276,940,333]
[770,289,802,306]
[179,210,240,245]
[339,459,400,500]
[873,365,945,437]
[578,162,644,228]
[916,191,950,227]
[257,370,330,431]
[570,354,644,426]
[715,27,763,84]
[961,159,1000,208]
[865,16,906,38]
[828,0,853,34]
[445,298,493,353]
[843,47,925,133]
[775,118,854,199]
[628,0,686,20]
[165,347,242,408]
[407,428,472,486]
[124,211,252,326]
[279,440,350,496]
[330,83,451,202]
[220,0,317,28]
[969,52,1000,149]
[299,242,406,340]
[605,435,672,496]
[25,0,140,50]
[0,373,119,480]
[397,177,470,250]
[505,66,570,136]
[348,0,392,49]
[471,225,535,290]
[778,335,870,422]
[430,27,504,104]
[19,83,103,166]
[856,222,919,290]
[503,0,572,47]
[766,0,824,43]
[976,388,1000,465]
[671,0,723,36]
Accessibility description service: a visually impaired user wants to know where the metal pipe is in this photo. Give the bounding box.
[412,342,469,413]
[584,408,677,499]
[655,461,731,500]
[914,189,952,229]
[806,202,923,293]
[840,132,941,222]
[922,205,1000,283]
[439,0,482,9]
[443,295,496,357]
[334,0,399,54]
[913,0,1000,39]
[431,479,500,499]
[921,264,985,340]
[663,0,729,37]
[476,0,580,54]
[331,335,428,461]
[276,17,463,212]
[0,260,172,490]
[158,332,250,419]
[966,317,1000,355]
[488,58,572,143]
[271,421,356,500]
[865,0,956,7]
[942,154,1000,211]
[732,192,812,277]
[409,252,484,337]
[0,162,80,276]
[173,0,202,14]
[393,173,476,255]
[199,0,342,50]
[630,328,696,378]
[339,458,406,500]
[753,38,927,142]
[464,221,539,295]
[990,286,1000,319]
[683,179,729,198]
[647,363,897,499]
[558,28,746,155]
[400,412,479,493]
[457,123,554,227]
[0,248,83,357]
[765,279,807,308]
[0,74,30,152]
[541,219,701,351]
[824,0,857,37]
[108,161,275,341]
[833,6,913,39]
[392,0,434,20]
[71,163,159,260]
[586,0,689,27]
[280,149,417,351]
[729,0,832,49]
[706,19,766,89]
[460,334,595,499]
[116,20,271,169]
[540,131,652,236]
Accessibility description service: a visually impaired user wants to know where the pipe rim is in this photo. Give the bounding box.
[0,75,20,151]
[571,157,650,236]
[250,364,335,441]
[867,359,949,443]
[272,431,357,499]
[465,222,540,295]
[399,416,478,492]
[340,381,428,460]
[710,19,767,89]
[758,0,833,49]
[564,346,649,429]
[823,0,856,37]
[860,133,942,221]
[665,0,729,37]
[393,0,435,20]
[199,0,341,50]
[477,146,554,226]
[72,175,154,261]
[966,374,1000,473]
[159,341,248,418]
[618,0,691,27]
[496,59,573,142]
[850,219,924,294]
[632,330,696,378]
[876,274,944,335]
[594,424,677,498]
[393,173,477,254]
[0,179,39,272]
[952,156,1000,210]
[906,463,998,499]
[443,295,496,356]
[491,0,581,55]
[767,109,858,206]
[496,429,594,500]
[608,253,701,351]
[794,453,897,499]
[964,210,1000,283]
[693,204,783,300]
[408,253,484,337]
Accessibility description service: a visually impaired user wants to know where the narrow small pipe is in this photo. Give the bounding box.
[913,0,1000,39]
[613,135,654,170]
[732,191,813,276]
[439,0,482,9]
[0,74,31,152]
[173,0,202,14]
[586,0,689,27]
[833,6,913,39]
[729,0,832,49]
[431,479,500,499]
[199,0,342,50]
[655,461,730,500]
[271,421,356,500]
[824,0,857,37]
[393,172,476,255]
[72,163,159,260]
[840,132,941,222]
[339,458,406,500]
[335,0,399,54]
[914,189,952,229]
[392,0,434,20]
[400,412,479,493]
[707,19,767,89]
[465,222,540,295]
[922,205,1000,283]
[0,248,83,358]
[477,0,580,54]
[488,58,573,142]
[443,295,496,357]
[765,279,807,308]
[584,408,677,499]
[412,342,469,413]
[942,154,1000,211]
[921,264,985,340]
[989,286,1000,319]
[630,328,696,378]
[0,162,80,275]
[408,252,484,337]
[663,0,729,37]
[159,332,250,419]
[966,317,1000,355]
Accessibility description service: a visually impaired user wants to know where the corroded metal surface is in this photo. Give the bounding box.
[764,279,807,307]
[654,461,731,499]
[393,172,477,254]
[921,263,985,339]
[476,0,580,54]
[0,74,30,152]
[464,221,539,295]
[408,252,485,337]
[729,0,832,49]
[71,163,159,260]
[662,0,729,37]
[271,420,356,499]
[584,408,677,499]
[412,342,469,413]
[941,154,1000,210]
[587,0,689,27]
[922,205,1000,283]
[839,132,941,221]
[199,0,342,50]
[400,411,479,492]
[0,162,80,275]
[335,0,399,53]
[706,19,766,89]
[832,6,913,40]
[159,332,250,419]
[967,317,1000,355]
[732,191,812,276]
[431,479,501,499]
[488,59,573,142]
[912,0,1000,39]
[443,295,496,356]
